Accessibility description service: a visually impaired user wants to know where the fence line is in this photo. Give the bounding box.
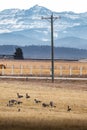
[0,65,87,77]
[60,66,62,76]
[80,66,82,76]
[11,65,14,75]
[2,66,4,75]
[69,66,72,76]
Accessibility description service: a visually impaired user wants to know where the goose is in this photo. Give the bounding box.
[34,99,41,103]
[26,93,30,99]
[49,101,56,107]
[42,103,49,107]
[9,99,17,104]
[17,93,23,98]
[67,105,71,112]
[17,101,23,105]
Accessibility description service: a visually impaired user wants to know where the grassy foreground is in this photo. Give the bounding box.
[0,79,87,130]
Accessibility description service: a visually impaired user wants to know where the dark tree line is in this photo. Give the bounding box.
[14,48,24,59]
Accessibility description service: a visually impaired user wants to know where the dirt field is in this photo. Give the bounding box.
[0,79,87,130]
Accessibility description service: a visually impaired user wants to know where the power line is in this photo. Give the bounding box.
[42,13,60,83]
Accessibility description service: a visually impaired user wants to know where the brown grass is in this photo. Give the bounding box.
[0,79,87,130]
[0,59,87,76]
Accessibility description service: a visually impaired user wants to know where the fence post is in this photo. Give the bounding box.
[80,66,83,76]
[40,65,42,76]
[30,66,32,75]
[11,65,14,75]
[20,65,23,75]
[60,66,62,76]
[2,66,4,75]
[69,66,72,76]
[50,66,52,76]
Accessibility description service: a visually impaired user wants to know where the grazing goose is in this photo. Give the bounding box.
[49,101,56,107]
[17,93,23,98]
[26,93,30,99]
[67,105,71,112]
[9,99,17,104]
[42,103,49,107]
[17,101,23,105]
[7,99,17,106]
[34,99,41,103]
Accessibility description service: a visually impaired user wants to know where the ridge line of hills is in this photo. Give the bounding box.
[0,45,87,60]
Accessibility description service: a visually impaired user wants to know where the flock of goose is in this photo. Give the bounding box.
[7,93,71,112]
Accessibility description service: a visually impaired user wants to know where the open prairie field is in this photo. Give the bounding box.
[1,59,87,67]
[0,79,87,130]
[0,59,87,76]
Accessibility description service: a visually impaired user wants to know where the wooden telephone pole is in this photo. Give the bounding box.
[42,14,60,82]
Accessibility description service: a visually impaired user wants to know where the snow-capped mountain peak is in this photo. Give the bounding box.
[26,4,52,15]
[0,5,87,49]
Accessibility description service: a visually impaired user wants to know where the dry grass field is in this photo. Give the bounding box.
[0,59,87,76]
[0,79,87,130]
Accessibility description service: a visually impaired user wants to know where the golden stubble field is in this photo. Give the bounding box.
[1,59,87,68]
[1,59,87,76]
[0,79,87,130]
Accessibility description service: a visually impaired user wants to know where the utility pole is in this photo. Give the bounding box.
[42,13,60,82]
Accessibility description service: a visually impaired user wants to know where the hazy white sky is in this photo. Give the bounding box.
[0,0,87,13]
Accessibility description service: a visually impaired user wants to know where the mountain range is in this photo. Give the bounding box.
[0,45,87,60]
[0,5,87,49]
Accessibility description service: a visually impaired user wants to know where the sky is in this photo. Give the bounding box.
[0,0,87,13]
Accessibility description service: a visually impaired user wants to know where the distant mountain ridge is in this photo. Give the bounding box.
[0,45,87,60]
[0,5,87,49]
